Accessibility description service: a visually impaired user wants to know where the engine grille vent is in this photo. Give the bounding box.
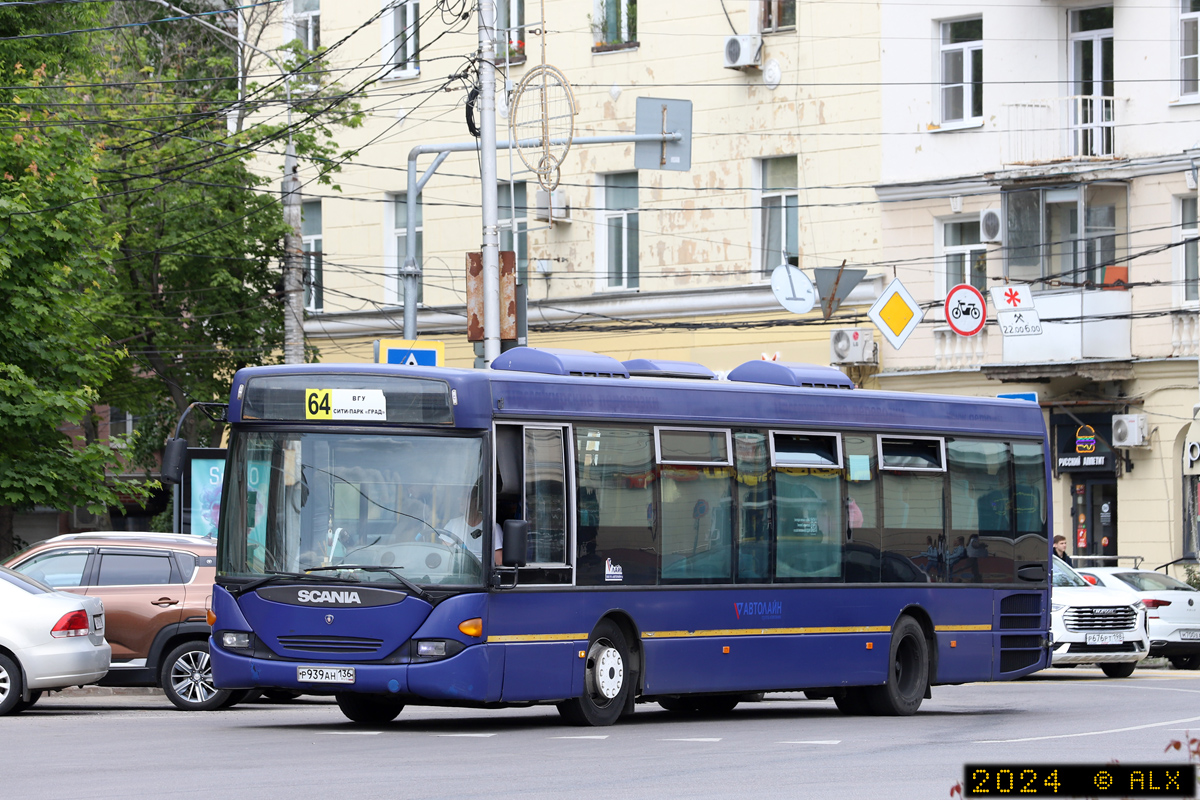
[276,635,384,654]
[1064,606,1136,632]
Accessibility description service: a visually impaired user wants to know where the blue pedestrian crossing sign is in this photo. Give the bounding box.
[374,339,445,367]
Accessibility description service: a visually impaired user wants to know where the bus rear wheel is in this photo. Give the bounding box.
[864,616,928,716]
[557,620,631,727]
[335,693,405,724]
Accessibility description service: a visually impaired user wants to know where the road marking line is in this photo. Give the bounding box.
[778,740,841,745]
[975,714,1200,744]
[550,735,610,739]
[435,733,496,738]
[318,731,381,736]
[660,737,722,742]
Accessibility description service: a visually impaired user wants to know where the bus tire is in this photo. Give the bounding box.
[1100,662,1137,679]
[557,619,630,727]
[335,693,404,724]
[865,616,928,716]
[693,696,739,714]
[833,688,871,715]
[658,696,694,712]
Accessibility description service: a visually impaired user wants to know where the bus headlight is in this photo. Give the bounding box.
[221,631,251,650]
[416,641,447,658]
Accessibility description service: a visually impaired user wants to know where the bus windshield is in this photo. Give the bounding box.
[219,430,488,587]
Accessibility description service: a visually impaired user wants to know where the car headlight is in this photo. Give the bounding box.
[1051,603,1065,612]
[1133,601,1145,611]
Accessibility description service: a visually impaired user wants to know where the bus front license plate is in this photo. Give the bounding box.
[297,666,356,684]
[1085,633,1124,646]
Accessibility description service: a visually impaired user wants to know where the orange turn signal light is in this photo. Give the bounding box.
[458,618,483,638]
[207,609,217,627]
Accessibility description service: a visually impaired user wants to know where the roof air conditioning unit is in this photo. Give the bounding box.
[723,35,762,70]
[535,189,571,223]
[980,208,1003,243]
[1111,414,1148,448]
[830,329,877,365]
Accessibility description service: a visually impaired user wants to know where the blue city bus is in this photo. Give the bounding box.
[206,347,1052,726]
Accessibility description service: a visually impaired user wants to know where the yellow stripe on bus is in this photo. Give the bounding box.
[934,624,993,632]
[486,633,588,643]
[642,626,892,639]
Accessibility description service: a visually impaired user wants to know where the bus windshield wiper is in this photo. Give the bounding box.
[232,570,359,596]
[305,565,431,602]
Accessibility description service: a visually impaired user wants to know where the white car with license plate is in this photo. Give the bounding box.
[1050,556,1149,677]
[1074,566,1200,670]
[0,565,111,715]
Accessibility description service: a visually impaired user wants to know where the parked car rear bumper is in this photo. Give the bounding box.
[22,639,111,690]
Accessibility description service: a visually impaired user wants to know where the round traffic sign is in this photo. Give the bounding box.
[944,284,986,336]
[770,265,816,315]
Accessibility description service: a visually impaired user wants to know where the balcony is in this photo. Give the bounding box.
[934,327,989,370]
[999,288,1131,365]
[1172,310,1200,358]
[1003,95,1121,165]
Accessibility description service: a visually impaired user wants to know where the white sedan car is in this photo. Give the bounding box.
[1051,556,1149,677]
[1074,566,1200,670]
[0,565,110,715]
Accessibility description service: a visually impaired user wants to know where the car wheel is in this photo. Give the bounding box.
[0,654,25,716]
[160,641,237,711]
[335,693,404,724]
[864,616,929,716]
[1100,662,1137,679]
[1169,655,1200,670]
[556,619,632,727]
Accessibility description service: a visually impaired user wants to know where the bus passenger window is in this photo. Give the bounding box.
[881,472,945,583]
[659,464,733,583]
[948,439,1014,583]
[524,428,567,564]
[775,468,843,580]
[842,433,881,583]
[1012,442,1047,565]
[734,432,770,582]
[574,427,658,586]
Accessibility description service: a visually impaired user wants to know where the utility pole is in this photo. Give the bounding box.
[478,1,501,365]
[282,142,305,364]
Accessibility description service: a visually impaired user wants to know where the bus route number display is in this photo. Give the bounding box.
[963,764,1196,797]
[305,389,387,421]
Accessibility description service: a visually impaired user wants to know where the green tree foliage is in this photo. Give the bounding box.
[0,64,151,557]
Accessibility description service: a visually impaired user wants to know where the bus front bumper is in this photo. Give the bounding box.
[209,638,494,702]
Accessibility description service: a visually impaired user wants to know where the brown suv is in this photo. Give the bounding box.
[3,532,247,711]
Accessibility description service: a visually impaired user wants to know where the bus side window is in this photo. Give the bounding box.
[842,433,881,583]
[524,428,567,565]
[574,427,658,586]
[1012,442,1047,566]
[948,439,1014,584]
[734,432,771,582]
[880,437,946,583]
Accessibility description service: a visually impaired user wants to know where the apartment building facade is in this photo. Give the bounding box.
[875,0,1200,571]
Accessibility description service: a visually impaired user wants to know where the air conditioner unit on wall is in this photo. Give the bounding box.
[723,35,762,70]
[830,329,877,365]
[980,208,1003,243]
[534,189,571,223]
[1111,414,1149,448]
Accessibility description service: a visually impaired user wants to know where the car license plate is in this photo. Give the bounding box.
[1086,633,1124,646]
[297,666,355,684]
[92,614,103,633]
[1181,630,1200,641]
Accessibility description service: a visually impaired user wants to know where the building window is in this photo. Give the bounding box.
[385,0,420,76]
[761,1,796,33]
[940,18,982,124]
[394,193,423,304]
[591,0,636,48]
[499,181,528,284]
[1184,196,1198,301]
[602,173,638,290]
[760,156,799,276]
[1070,7,1114,156]
[108,406,135,447]
[1184,1,1200,95]
[1003,183,1127,285]
[496,0,525,60]
[1186,473,1200,558]
[291,0,320,50]
[943,218,987,294]
[301,201,323,312]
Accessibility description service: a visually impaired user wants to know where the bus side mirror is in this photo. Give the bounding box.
[161,438,188,484]
[502,519,528,567]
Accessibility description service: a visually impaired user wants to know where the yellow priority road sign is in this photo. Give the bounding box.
[867,278,924,350]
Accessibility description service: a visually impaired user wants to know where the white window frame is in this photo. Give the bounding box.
[654,427,734,467]
[939,17,983,127]
[761,0,796,34]
[287,0,320,50]
[936,215,986,299]
[878,435,947,473]
[595,173,639,291]
[302,200,323,313]
[382,0,420,80]
[108,406,135,447]
[1183,0,1200,99]
[754,156,799,277]
[498,180,528,283]
[385,193,422,306]
[769,430,843,469]
[1180,194,1199,306]
[591,0,635,46]
[495,0,525,61]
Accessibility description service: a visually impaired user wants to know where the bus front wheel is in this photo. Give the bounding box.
[865,616,929,716]
[557,619,631,727]
[335,693,405,724]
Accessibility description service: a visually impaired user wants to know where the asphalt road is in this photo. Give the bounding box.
[5,667,1200,800]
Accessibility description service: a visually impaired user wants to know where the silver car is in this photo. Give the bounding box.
[0,565,111,715]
